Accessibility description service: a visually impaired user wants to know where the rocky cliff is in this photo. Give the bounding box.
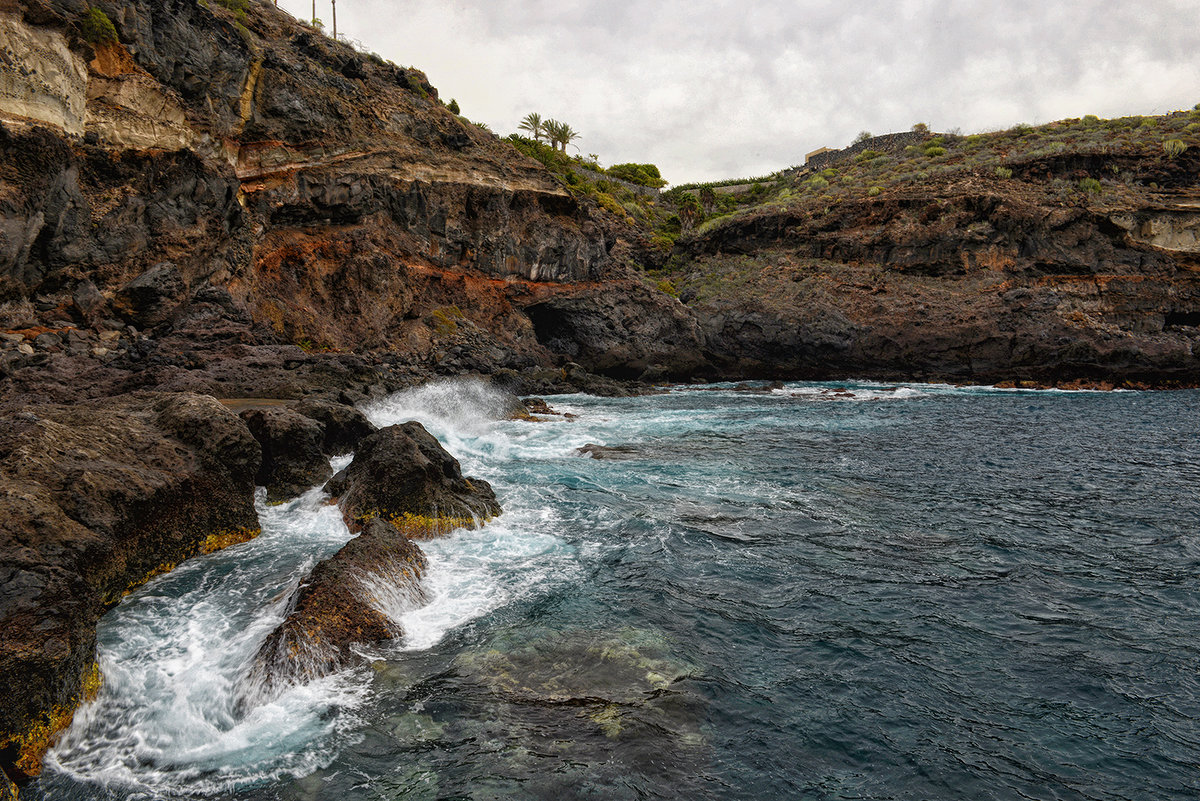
[661,120,1200,386]
[0,0,705,404]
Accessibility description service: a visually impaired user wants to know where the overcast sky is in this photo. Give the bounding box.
[274,0,1199,184]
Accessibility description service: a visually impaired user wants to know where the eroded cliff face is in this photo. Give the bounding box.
[669,156,1200,386]
[0,0,705,401]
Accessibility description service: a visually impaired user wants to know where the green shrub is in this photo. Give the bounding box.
[867,186,882,197]
[446,98,460,115]
[1078,177,1103,194]
[214,0,248,20]
[1163,138,1187,158]
[80,7,118,44]
[924,146,947,157]
[1082,114,1101,126]
[596,192,626,217]
[807,176,830,190]
[606,163,667,188]
[995,166,1013,179]
[820,168,838,179]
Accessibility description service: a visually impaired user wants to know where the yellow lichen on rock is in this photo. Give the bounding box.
[382,510,485,539]
[200,526,261,554]
[0,661,102,780]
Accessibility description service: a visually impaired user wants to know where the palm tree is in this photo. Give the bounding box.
[556,122,580,152]
[542,119,580,152]
[518,112,544,143]
[542,119,563,150]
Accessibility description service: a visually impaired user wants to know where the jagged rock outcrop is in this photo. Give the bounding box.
[241,517,427,702]
[325,421,500,533]
[0,392,261,782]
[244,421,497,700]
[239,405,331,502]
[292,397,376,456]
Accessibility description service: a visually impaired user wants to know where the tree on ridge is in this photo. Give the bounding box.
[519,113,544,143]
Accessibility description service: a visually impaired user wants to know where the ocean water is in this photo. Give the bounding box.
[28,380,1200,800]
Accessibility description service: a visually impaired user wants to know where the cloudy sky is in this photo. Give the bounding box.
[274,0,1198,184]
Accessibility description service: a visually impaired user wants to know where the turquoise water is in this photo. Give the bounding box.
[31,381,1200,800]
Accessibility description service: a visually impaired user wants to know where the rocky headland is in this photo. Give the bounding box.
[1,0,1199,790]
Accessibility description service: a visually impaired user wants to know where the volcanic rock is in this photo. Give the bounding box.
[110,263,187,330]
[239,406,332,501]
[0,392,260,781]
[325,421,501,534]
[242,517,427,700]
[292,398,377,456]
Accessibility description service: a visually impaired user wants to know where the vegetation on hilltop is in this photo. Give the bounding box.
[649,107,1200,261]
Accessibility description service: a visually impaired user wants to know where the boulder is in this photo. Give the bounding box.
[242,518,427,701]
[325,422,500,536]
[292,398,377,456]
[239,407,332,502]
[0,393,260,782]
[111,263,186,329]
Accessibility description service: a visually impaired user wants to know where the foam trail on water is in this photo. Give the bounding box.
[45,486,368,796]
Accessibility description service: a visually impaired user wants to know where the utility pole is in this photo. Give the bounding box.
[331,0,336,38]
[311,0,315,24]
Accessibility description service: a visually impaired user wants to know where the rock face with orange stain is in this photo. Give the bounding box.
[0,392,261,783]
[0,0,707,406]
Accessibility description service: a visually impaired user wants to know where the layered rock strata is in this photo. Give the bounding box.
[670,163,1200,385]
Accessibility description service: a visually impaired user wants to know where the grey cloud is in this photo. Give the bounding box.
[279,0,1200,183]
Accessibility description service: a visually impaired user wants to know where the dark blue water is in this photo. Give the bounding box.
[33,382,1200,800]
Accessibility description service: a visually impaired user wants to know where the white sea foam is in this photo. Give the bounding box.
[47,486,362,796]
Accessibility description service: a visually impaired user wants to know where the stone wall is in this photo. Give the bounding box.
[804,131,929,171]
[569,164,660,197]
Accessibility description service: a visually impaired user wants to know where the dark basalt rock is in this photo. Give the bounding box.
[239,407,332,502]
[292,398,377,456]
[111,263,187,329]
[242,517,427,700]
[325,421,500,534]
[0,393,260,782]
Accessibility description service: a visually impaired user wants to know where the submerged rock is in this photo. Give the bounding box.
[243,518,428,701]
[456,627,696,706]
[239,406,332,502]
[0,393,260,781]
[325,421,500,536]
[576,443,641,460]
